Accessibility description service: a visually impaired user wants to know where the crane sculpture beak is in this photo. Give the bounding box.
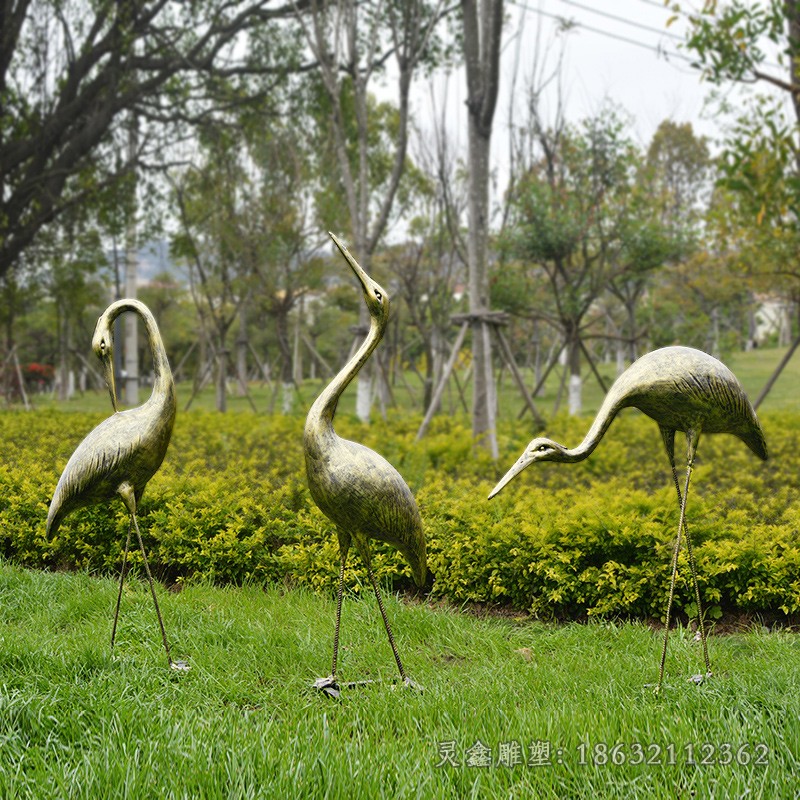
[102,355,118,413]
[488,452,533,499]
[330,232,370,289]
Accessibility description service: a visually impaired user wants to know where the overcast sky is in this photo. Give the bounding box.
[502,0,715,144]
[405,0,789,194]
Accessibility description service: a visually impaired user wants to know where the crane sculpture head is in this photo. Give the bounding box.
[488,436,571,499]
[92,312,118,412]
[330,232,390,329]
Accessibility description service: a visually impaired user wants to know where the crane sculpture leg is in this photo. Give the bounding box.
[656,429,712,692]
[315,530,417,698]
[355,540,414,688]
[116,483,188,672]
[665,434,712,679]
[110,523,132,649]
[322,533,350,697]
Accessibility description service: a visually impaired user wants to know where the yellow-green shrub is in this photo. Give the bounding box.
[1,408,798,619]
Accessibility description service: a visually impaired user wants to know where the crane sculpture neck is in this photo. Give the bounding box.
[104,299,174,407]
[309,315,384,430]
[561,390,622,462]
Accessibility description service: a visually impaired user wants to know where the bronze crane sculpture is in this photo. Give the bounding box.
[47,299,188,671]
[488,346,767,691]
[305,233,427,698]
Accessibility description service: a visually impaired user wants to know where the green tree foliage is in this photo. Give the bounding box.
[682,0,791,89]
[296,0,453,422]
[0,0,311,281]
[171,93,326,412]
[632,121,756,355]
[502,108,683,410]
[680,1,800,304]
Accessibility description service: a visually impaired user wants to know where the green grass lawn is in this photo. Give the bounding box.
[0,561,797,799]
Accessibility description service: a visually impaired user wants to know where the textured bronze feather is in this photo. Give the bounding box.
[305,233,427,696]
[46,299,185,670]
[489,345,767,691]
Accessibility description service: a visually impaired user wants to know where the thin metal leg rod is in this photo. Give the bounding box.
[670,470,712,677]
[331,552,348,680]
[657,434,698,692]
[130,512,173,668]
[111,522,132,649]
[366,564,407,682]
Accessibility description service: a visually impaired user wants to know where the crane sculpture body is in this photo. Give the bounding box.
[489,346,767,690]
[47,299,187,670]
[305,233,427,697]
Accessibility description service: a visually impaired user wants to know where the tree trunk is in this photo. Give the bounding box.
[462,0,503,458]
[3,300,14,403]
[567,335,582,416]
[275,310,294,415]
[467,124,496,453]
[779,303,792,347]
[616,340,626,376]
[626,299,637,362]
[124,114,139,407]
[710,306,721,358]
[746,302,757,350]
[236,308,249,397]
[424,326,440,413]
[215,346,228,413]
[57,309,72,402]
[355,279,373,422]
[293,294,304,386]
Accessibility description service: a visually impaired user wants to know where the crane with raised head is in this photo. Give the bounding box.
[489,346,767,691]
[304,233,428,698]
[47,299,188,671]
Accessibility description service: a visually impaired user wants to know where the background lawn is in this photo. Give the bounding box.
[26,342,800,418]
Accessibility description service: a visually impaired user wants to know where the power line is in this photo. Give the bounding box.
[634,0,784,71]
[508,0,695,65]
[637,0,683,9]
[560,0,685,43]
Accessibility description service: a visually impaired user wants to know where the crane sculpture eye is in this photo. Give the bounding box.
[374,290,383,304]
[537,444,549,452]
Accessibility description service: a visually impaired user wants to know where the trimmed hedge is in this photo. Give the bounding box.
[1,408,798,619]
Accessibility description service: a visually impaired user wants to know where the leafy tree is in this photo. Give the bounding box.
[0,256,42,402]
[388,216,465,414]
[172,125,257,412]
[681,1,800,311]
[39,212,107,400]
[605,121,709,363]
[461,0,504,456]
[504,107,682,414]
[245,120,324,415]
[0,0,312,281]
[172,95,322,412]
[295,0,452,421]
[680,0,800,395]
[138,271,198,380]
